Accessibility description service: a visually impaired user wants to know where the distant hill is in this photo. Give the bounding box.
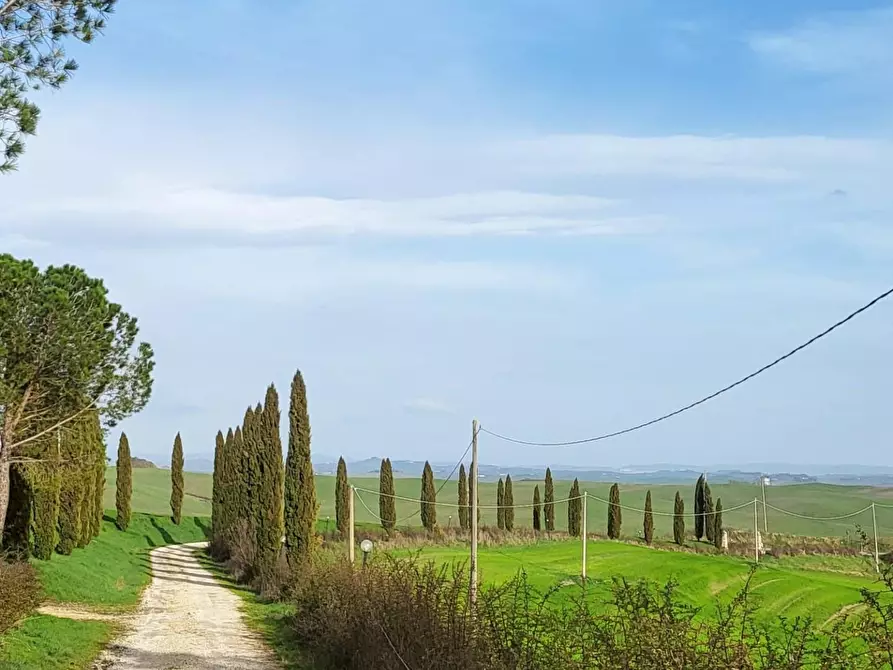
[131,457,157,469]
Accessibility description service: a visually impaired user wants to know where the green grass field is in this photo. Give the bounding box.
[403,539,878,625]
[0,513,209,670]
[112,467,893,539]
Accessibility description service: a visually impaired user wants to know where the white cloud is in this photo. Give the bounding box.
[748,7,893,75]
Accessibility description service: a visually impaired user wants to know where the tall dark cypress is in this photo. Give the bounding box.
[90,412,105,539]
[544,468,555,532]
[256,385,285,588]
[496,478,505,530]
[643,491,654,545]
[568,478,581,537]
[379,458,396,532]
[532,485,542,532]
[673,491,685,545]
[694,474,706,540]
[241,405,260,558]
[608,483,622,539]
[504,475,514,532]
[704,483,715,543]
[335,457,349,537]
[115,433,132,531]
[285,370,317,566]
[216,428,236,552]
[421,461,436,531]
[714,498,724,550]
[57,422,85,555]
[31,461,60,560]
[170,432,184,525]
[211,430,225,543]
[230,426,246,546]
[458,464,468,531]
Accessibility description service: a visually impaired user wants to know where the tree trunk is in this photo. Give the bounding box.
[0,446,10,542]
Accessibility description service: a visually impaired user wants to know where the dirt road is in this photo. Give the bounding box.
[94,542,279,670]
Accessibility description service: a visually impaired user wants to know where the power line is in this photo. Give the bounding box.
[481,284,893,447]
[353,486,583,510]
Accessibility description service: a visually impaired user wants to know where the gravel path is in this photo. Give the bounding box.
[93,542,280,670]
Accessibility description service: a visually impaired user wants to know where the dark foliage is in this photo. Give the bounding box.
[643,490,654,545]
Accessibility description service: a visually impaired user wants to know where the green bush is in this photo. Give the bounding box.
[0,560,42,634]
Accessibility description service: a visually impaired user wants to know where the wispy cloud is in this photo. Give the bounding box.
[748,7,893,76]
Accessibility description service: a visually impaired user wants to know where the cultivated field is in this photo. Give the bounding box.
[109,467,893,538]
[404,540,876,624]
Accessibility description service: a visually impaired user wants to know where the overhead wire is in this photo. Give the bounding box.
[480,284,893,447]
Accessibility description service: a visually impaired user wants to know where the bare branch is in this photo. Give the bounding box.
[8,395,99,451]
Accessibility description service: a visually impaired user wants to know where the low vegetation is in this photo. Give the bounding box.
[0,561,41,635]
[285,552,893,670]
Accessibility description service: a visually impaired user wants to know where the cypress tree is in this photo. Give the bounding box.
[420,461,436,531]
[379,458,396,532]
[170,432,184,525]
[532,485,542,531]
[568,478,581,537]
[496,478,505,530]
[335,456,349,537]
[211,430,225,543]
[285,370,317,566]
[694,474,705,540]
[643,490,654,545]
[2,465,32,555]
[704,483,715,543]
[230,426,246,548]
[31,462,60,560]
[115,433,132,531]
[673,491,685,545]
[256,385,285,589]
[608,483,622,539]
[57,422,85,555]
[458,464,468,531]
[76,461,94,549]
[215,428,236,552]
[714,498,724,550]
[91,426,105,539]
[504,475,514,532]
[544,468,555,532]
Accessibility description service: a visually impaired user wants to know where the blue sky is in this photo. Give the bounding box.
[1,0,892,469]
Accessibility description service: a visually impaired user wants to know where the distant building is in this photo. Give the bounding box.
[761,475,771,487]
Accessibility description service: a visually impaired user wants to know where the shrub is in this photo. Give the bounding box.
[0,560,42,634]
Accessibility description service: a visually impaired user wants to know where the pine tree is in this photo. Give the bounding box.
[704,483,715,543]
[421,461,437,531]
[568,479,582,537]
[714,498,724,551]
[608,483,622,539]
[643,491,654,545]
[285,370,317,566]
[458,464,468,531]
[496,478,505,530]
[211,430,225,543]
[335,457,349,537]
[504,475,515,532]
[256,385,285,588]
[673,491,685,545]
[379,458,396,532]
[170,433,184,525]
[544,468,555,532]
[533,485,542,531]
[115,433,132,531]
[694,474,705,540]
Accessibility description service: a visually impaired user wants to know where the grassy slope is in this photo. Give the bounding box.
[110,467,893,538]
[0,513,209,670]
[406,540,877,624]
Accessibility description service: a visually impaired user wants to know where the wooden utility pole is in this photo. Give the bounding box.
[872,502,880,574]
[581,491,588,581]
[470,419,479,606]
[760,475,768,534]
[753,499,759,564]
[348,485,356,564]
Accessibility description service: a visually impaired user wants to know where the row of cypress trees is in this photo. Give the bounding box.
[3,411,106,560]
[210,370,317,585]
